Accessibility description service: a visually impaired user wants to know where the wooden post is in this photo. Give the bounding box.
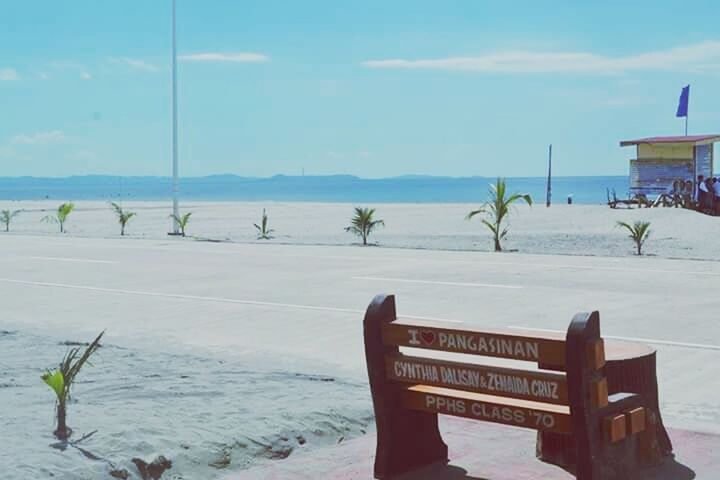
[364,294,448,479]
[546,144,552,207]
[565,311,604,479]
[565,312,652,480]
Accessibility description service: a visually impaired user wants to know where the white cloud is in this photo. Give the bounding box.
[80,71,92,80]
[0,68,20,81]
[179,52,269,63]
[108,57,159,72]
[362,41,720,74]
[11,130,66,145]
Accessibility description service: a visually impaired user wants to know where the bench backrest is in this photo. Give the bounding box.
[364,294,647,480]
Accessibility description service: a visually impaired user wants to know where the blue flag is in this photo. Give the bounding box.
[676,85,689,118]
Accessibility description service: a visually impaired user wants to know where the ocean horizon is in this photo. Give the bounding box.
[0,174,629,204]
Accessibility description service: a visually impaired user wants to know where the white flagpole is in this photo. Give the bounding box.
[171,0,180,234]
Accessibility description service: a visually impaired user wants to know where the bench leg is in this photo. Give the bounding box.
[364,294,448,479]
[374,409,448,479]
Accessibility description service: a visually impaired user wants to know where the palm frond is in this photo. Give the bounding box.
[465,207,486,220]
[57,202,75,221]
[616,220,651,255]
[110,202,136,234]
[1,209,21,220]
[468,178,532,251]
[506,193,533,207]
[1,209,21,231]
[169,211,192,235]
[480,219,498,235]
[63,330,104,388]
[345,207,384,245]
[41,370,65,401]
[41,330,104,439]
[254,209,275,239]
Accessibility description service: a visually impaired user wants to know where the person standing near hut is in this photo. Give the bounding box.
[704,177,715,213]
[684,179,694,208]
[695,175,707,210]
[714,177,720,215]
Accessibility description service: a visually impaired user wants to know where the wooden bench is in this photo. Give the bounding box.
[363,294,672,480]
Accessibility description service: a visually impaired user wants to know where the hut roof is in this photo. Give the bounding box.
[620,134,720,147]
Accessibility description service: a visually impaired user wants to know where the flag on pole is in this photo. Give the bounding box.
[676,85,689,118]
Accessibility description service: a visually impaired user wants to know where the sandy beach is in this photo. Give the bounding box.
[1,200,719,260]
[1,222,719,478]
[6,1,720,478]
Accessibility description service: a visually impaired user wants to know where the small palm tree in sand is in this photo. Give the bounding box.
[1,209,21,232]
[617,220,651,256]
[169,212,192,237]
[345,207,384,246]
[42,331,104,440]
[42,202,75,233]
[254,209,274,240]
[110,202,136,236]
[466,178,532,252]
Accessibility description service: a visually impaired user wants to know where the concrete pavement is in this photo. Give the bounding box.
[1,234,718,436]
[223,417,716,480]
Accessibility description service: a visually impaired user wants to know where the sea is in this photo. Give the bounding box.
[0,175,630,204]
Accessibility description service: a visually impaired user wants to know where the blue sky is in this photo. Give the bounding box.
[1,0,719,178]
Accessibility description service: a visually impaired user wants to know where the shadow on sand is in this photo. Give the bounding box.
[393,464,487,480]
[390,456,695,480]
[639,456,696,480]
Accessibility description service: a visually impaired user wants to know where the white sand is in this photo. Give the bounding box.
[1,200,718,260]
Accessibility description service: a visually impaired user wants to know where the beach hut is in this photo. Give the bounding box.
[620,134,719,196]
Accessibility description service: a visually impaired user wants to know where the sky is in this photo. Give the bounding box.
[1,0,719,178]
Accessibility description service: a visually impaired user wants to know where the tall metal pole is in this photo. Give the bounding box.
[546,144,552,207]
[171,0,180,233]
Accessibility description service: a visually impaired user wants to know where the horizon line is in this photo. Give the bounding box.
[0,173,630,181]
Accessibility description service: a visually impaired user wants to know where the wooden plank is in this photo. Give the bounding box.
[626,407,646,435]
[591,378,609,409]
[385,354,568,405]
[383,322,566,366]
[587,339,606,370]
[604,339,654,361]
[604,414,627,443]
[401,385,571,434]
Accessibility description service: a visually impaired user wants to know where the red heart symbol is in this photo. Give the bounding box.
[421,331,436,345]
